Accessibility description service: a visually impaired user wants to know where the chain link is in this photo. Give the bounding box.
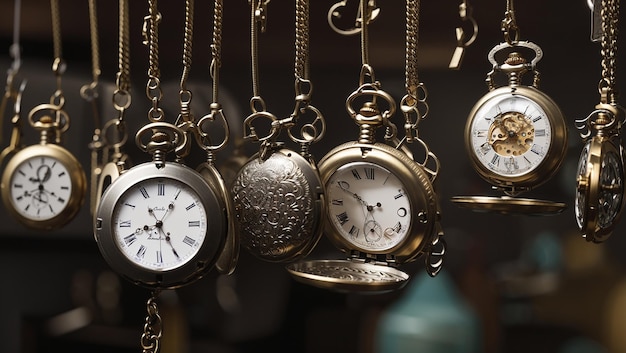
[210,0,223,103]
[143,0,164,122]
[501,0,519,45]
[140,294,162,353]
[600,0,619,104]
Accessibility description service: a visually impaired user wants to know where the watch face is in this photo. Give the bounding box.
[95,162,227,288]
[326,161,411,252]
[469,93,552,177]
[598,147,623,228]
[575,141,591,229]
[7,154,73,221]
[110,176,208,272]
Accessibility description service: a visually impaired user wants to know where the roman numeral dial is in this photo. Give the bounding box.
[326,162,412,252]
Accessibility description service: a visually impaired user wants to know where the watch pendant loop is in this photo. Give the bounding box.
[346,85,396,126]
[135,122,186,166]
[196,104,229,153]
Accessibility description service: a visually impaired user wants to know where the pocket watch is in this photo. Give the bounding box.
[287,81,438,293]
[574,0,625,243]
[1,105,86,230]
[574,117,625,243]
[231,0,325,263]
[452,40,568,214]
[95,124,227,289]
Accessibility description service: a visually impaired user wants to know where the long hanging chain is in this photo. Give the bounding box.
[501,0,519,45]
[286,0,325,157]
[140,291,162,353]
[0,0,25,164]
[195,0,230,162]
[46,0,70,144]
[599,0,619,106]
[138,0,185,168]
[175,0,195,161]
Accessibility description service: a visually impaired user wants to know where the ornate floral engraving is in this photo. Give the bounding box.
[232,153,315,260]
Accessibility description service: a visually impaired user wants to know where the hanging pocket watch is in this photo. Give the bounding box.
[287,78,438,293]
[95,0,227,289]
[574,0,625,242]
[1,96,87,230]
[574,105,626,242]
[452,40,568,215]
[95,124,227,289]
[231,0,325,263]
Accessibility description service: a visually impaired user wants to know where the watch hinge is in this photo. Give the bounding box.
[349,251,396,266]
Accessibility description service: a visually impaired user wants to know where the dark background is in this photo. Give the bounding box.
[0,0,625,352]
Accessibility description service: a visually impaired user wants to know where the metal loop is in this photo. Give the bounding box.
[243,110,279,143]
[358,64,376,86]
[287,104,325,144]
[135,121,185,154]
[249,95,267,114]
[346,84,396,120]
[327,0,380,36]
[196,105,229,152]
[101,118,128,149]
[112,89,131,111]
[80,81,99,102]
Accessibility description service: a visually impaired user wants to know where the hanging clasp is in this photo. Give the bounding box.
[328,0,379,36]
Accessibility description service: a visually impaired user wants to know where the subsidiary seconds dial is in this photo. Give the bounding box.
[469,94,551,177]
[327,162,411,252]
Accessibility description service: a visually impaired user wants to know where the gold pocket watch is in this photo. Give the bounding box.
[574,107,625,242]
[95,0,227,289]
[287,0,440,292]
[231,0,326,263]
[452,3,567,215]
[575,0,624,243]
[287,79,438,293]
[2,0,86,230]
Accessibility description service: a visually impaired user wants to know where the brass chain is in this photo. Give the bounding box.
[143,0,164,122]
[294,0,309,81]
[210,0,223,104]
[600,0,619,104]
[501,0,519,45]
[140,293,162,353]
[178,0,195,125]
[117,0,131,96]
[49,0,66,107]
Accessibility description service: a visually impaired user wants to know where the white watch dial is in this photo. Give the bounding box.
[469,94,552,177]
[326,162,411,252]
[8,155,73,221]
[111,177,207,271]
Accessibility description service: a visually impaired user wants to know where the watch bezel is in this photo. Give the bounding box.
[465,85,568,189]
[94,162,227,289]
[0,143,87,230]
[318,141,437,262]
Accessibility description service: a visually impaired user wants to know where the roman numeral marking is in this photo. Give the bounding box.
[532,116,542,123]
[535,129,546,136]
[136,245,146,259]
[119,220,131,227]
[336,211,349,225]
[58,198,65,203]
[183,236,196,246]
[124,202,136,209]
[123,234,136,246]
[351,169,361,180]
[490,154,501,166]
[157,183,165,196]
[156,251,163,264]
[185,203,196,211]
[348,225,359,237]
[364,167,375,180]
[13,183,22,188]
[188,220,200,227]
[331,199,343,206]
[394,192,404,200]
[139,186,149,199]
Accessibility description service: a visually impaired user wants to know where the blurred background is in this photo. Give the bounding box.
[0,0,625,352]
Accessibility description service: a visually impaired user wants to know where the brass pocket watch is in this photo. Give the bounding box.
[287,81,438,293]
[1,80,86,230]
[452,10,568,215]
[575,0,624,242]
[574,108,625,242]
[231,0,326,263]
[1,1,87,230]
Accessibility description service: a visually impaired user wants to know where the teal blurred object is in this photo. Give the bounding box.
[559,337,608,353]
[374,270,481,353]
